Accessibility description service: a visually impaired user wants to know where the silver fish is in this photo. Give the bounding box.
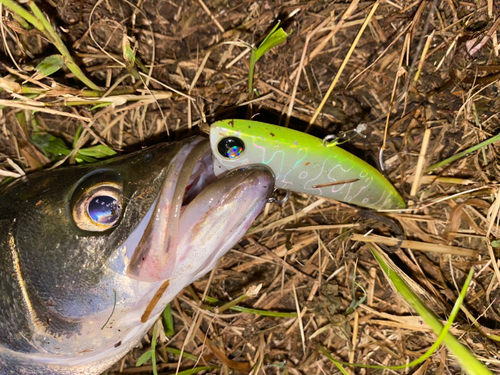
[0,136,274,374]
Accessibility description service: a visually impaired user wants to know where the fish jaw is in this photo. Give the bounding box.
[175,165,274,284]
[126,139,210,282]
[126,139,274,283]
[118,165,274,342]
[80,158,274,372]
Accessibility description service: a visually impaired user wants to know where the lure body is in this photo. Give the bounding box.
[210,120,405,210]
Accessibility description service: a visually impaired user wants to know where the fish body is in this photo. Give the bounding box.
[0,136,274,374]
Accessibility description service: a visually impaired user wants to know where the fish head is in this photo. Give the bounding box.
[0,136,274,373]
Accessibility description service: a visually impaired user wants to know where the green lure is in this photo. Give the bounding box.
[209,119,405,210]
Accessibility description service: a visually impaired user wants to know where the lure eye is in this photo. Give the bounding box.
[217,137,245,159]
[72,182,123,232]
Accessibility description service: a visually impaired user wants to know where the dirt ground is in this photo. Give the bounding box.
[1,0,500,374]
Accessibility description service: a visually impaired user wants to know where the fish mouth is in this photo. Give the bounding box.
[126,138,274,283]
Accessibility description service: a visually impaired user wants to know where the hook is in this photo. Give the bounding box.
[268,189,290,204]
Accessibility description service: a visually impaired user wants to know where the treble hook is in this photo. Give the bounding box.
[268,189,290,204]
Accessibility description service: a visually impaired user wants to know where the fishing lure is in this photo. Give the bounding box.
[209,119,405,210]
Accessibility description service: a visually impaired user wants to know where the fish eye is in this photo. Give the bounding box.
[217,137,245,159]
[88,196,120,224]
[72,182,123,232]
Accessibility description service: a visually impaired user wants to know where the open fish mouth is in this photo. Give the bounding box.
[125,137,275,283]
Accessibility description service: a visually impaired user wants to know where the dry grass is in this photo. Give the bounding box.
[1,0,500,374]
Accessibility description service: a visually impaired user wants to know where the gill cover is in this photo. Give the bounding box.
[210,119,405,210]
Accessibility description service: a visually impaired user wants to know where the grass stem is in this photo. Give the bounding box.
[371,247,492,375]
[1,0,100,90]
[0,0,43,30]
[426,132,500,173]
[28,2,100,90]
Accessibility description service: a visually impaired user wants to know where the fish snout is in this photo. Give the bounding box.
[174,165,274,283]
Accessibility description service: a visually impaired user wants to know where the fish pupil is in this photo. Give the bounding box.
[217,137,245,159]
[88,195,121,224]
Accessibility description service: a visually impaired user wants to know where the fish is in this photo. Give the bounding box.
[0,136,275,374]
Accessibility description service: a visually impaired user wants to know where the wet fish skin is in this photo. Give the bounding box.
[0,141,185,374]
[0,137,274,374]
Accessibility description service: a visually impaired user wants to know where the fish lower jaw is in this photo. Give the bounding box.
[19,280,184,373]
[2,326,147,375]
[125,142,274,284]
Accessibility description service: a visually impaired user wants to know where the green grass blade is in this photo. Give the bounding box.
[136,351,153,367]
[371,247,491,375]
[90,102,113,110]
[163,347,198,362]
[255,27,289,62]
[162,303,175,336]
[173,366,219,375]
[248,22,290,96]
[320,267,475,371]
[425,132,500,173]
[34,55,65,79]
[204,296,297,317]
[151,322,158,375]
[72,126,83,149]
[28,1,100,90]
[346,267,367,314]
[31,133,70,158]
[212,304,297,317]
[77,145,116,158]
[248,50,257,96]
[0,0,43,30]
[332,361,350,375]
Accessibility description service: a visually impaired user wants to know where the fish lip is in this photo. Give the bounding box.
[125,138,219,282]
[174,165,275,284]
[181,145,218,206]
[125,137,274,284]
